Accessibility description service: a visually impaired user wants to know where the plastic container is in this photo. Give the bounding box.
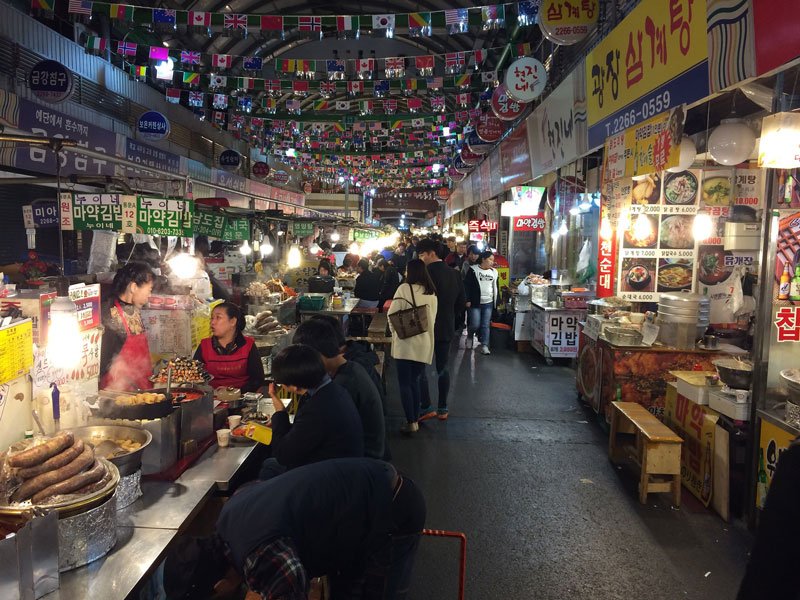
[299,295,326,310]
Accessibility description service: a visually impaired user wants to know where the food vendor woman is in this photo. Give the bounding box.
[194,302,265,393]
[100,262,156,391]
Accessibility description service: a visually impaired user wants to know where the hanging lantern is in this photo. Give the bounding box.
[758,112,800,169]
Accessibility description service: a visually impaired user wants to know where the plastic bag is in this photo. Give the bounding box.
[730,265,745,316]
[576,240,596,283]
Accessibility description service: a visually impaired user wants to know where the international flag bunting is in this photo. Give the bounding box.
[427,76,444,89]
[260,15,283,30]
[347,81,363,94]
[68,0,92,15]
[117,41,137,56]
[445,8,468,25]
[445,53,465,68]
[130,64,147,79]
[213,111,226,125]
[337,16,358,31]
[31,0,54,11]
[314,100,329,110]
[482,6,505,23]
[286,99,302,111]
[385,99,398,112]
[514,43,532,57]
[224,14,247,31]
[373,80,390,95]
[189,11,210,27]
[243,56,263,70]
[148,46,169,61]
[298,16,321,32]
[408,13,430,28]
[385,57,404,71]
[357,58,374,73]
[326,60,345,73]
[414,56,434,70]
[152,8,176,24]
[209,75,227,88]
[372,15,394,30]
[239,77,255,90]
[212,93,228,109]
[403,80,417,91]
[335,100,351,110]
[333,122,345,132]
[183,71,200,85]
[85,35,106,52]
[456,92,470,105]
[391,120,403,130]
[481,71,498,83]
[292,80,310,94]
[320,81,337,94]
[473,49,486,66]
[454,74,471,87]
[180,50,200,65]
[166,88,181,103]
[212,54,231,69]
[408,99,423,111]
[110,4,134,20]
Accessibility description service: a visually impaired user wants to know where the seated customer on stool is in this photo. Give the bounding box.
[353,258,381,309]
[293,319,385,459]
[194,301,265,393]
[259,344,363,480]
[165,458,426,600]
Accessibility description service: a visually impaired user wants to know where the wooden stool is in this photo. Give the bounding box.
[609,401,683,506]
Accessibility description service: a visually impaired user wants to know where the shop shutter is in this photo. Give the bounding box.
[0,184,60,264]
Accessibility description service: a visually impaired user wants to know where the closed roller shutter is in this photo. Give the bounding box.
[0,184,60,264]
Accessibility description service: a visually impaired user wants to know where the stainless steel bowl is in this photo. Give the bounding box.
[604,327,644,347]
[71,425,152,477]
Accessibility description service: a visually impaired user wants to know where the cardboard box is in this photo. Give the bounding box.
[1,290,56,344]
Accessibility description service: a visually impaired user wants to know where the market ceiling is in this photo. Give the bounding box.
[102,1,546,192]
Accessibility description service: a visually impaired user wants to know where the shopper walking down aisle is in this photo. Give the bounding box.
[416,239,465,421]
[464,251,498,355]
[387,259,438,435]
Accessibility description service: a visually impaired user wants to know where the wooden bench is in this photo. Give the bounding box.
[609,401,683,506]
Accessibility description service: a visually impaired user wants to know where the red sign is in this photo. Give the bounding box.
[775,306,800,342]
[513,214,546,232]
[460,147,483,166]
[491,84,526,122]
[448,166,466,182]
[596,203,617,298]
[475,114,505,143]
[753,0,800,76]
[499,120,533,189]
[251,161,270,180]
[468,219,498,232]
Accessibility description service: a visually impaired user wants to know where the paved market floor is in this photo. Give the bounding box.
[384,339,753,600]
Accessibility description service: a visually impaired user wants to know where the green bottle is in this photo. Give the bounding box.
[790,266,800,302]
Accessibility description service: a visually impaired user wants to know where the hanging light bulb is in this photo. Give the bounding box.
[330,230,340,242]
[349,242,361,255]
[47,296,81,370]
[558,219,568,236]
[167,253,198,279]
[309,243,321,254]
[240,240,252,256]
[693,212,714,241]
[569,205,581,216]
[287,245,302,268]
[708,118,756,166]
[666,136,698,173]
[599,217,613,240]
[632,212,653,241]
[260,242,274,257]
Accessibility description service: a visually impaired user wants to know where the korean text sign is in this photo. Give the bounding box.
[584,0,708,148]
[59,193,136,233]
[137,197,194,237]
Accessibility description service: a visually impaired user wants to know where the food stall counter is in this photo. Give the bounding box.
[529,301,586,364]
[176,441,257,492]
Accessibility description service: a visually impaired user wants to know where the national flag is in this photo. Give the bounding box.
[166,88,181,103]
[347,81,364,95]
[337,16,358,31]
[481,71,497,83]
[287,99,302,111]
[445,8,468,25]
[213,93,228,109]
[130,64,147,78]
[427,76,444,89]
[85,35,106,51]
[212,54,231,69]
[360,100,373,112]
[31,0,54,10]
[445,53,465,68]
[333,122,345,132]
[385,57,404,71]
[148,46,169,61]
[68,0,92,15]
[189,11,210,27]
[213,111,226,125]
[153,8,176,24]
[180,50,200,65]
[266,80,281,93]
[209,75,227,88]
[314,100,330,110]
[369,121,383,131]
[320,81,337,95]
[243,56,263,70]
[414,56,434,71]
[189,92,204,108]
[408,100,423,112]
[298,16,321,32]
[373,80,390,95]
[481,5,505,23]
[357,58,374,73]
[326,59,345,73]
[183,71,200,86]
[515,42,532,57]
[372,15,394,30]
[473,49,487,66]
[384,99,398,113]
[456,92,470,105]
[431,96,446,110]
[224,14,247,31]
[454,74,471,87]
[239,77,255,90]
[292,80,309,94]
[110,4,134,20]
[408,13,430,29]
[517,1,539,25]
[260,15,283,30]
[403,79,417,92]
[391,119,403,130]
[335,100,351,110]
[117,41,137,56]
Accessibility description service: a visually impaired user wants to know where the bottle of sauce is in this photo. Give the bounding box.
[779,262,791,300]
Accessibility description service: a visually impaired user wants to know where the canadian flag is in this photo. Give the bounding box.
[212,54,232,69]
[189,11,211,27]
[357,58,374,73]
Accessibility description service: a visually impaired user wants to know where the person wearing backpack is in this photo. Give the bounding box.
[387,259,438,435]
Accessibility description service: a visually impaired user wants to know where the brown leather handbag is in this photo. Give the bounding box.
[388,283,429,339]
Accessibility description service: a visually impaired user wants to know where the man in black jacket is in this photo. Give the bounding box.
[353,259,381,309]
[416,238,466,420]
[165,458,425,600]
[293,319,386,460]
[259,344,364,480]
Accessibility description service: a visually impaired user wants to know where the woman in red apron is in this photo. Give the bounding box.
[100,262,155,391]
[194,302,265,393]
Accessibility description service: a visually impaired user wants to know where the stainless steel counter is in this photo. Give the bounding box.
[43,442,260,599]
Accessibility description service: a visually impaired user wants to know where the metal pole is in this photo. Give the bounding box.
[344,177,350,219]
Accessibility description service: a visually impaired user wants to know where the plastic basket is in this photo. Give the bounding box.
[299,295,326,310]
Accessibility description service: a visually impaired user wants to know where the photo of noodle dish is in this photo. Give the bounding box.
[660,215,695,249]
[663,171,699,205]
[657,259,694,292]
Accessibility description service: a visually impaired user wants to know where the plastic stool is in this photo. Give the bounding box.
[422,529,467,600]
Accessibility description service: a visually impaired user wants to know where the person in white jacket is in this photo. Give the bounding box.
[387,259,438,434]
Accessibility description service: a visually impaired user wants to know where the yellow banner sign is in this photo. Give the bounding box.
[584,0,708,148]
[757,418,795,509]
[603,106,683,180]
[0,320,33,385]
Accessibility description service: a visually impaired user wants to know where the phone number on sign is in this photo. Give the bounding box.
[604,91,672,137]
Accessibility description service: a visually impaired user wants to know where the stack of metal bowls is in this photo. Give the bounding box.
[657,292,711,349]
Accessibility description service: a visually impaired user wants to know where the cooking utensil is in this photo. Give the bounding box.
[713,358,754,390]
[31,410,46,436]
[604,327,644,347]
[71,425,152,477]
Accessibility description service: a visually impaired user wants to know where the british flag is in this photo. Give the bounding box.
[188,91,204,107]
[320,81,337,95]
[385,57,404,71]
[224,14,247,31]
[298,16,321,32]
[180,50,201,65]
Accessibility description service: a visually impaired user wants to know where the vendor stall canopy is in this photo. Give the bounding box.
[59,0,636,194]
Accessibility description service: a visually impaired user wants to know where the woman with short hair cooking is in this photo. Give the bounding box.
[194,302,265,393]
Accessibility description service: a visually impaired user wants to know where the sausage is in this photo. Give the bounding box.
[7,433,74,468]
[10,444,94,503]
[16,440,85,479]
[31,460,106,504]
